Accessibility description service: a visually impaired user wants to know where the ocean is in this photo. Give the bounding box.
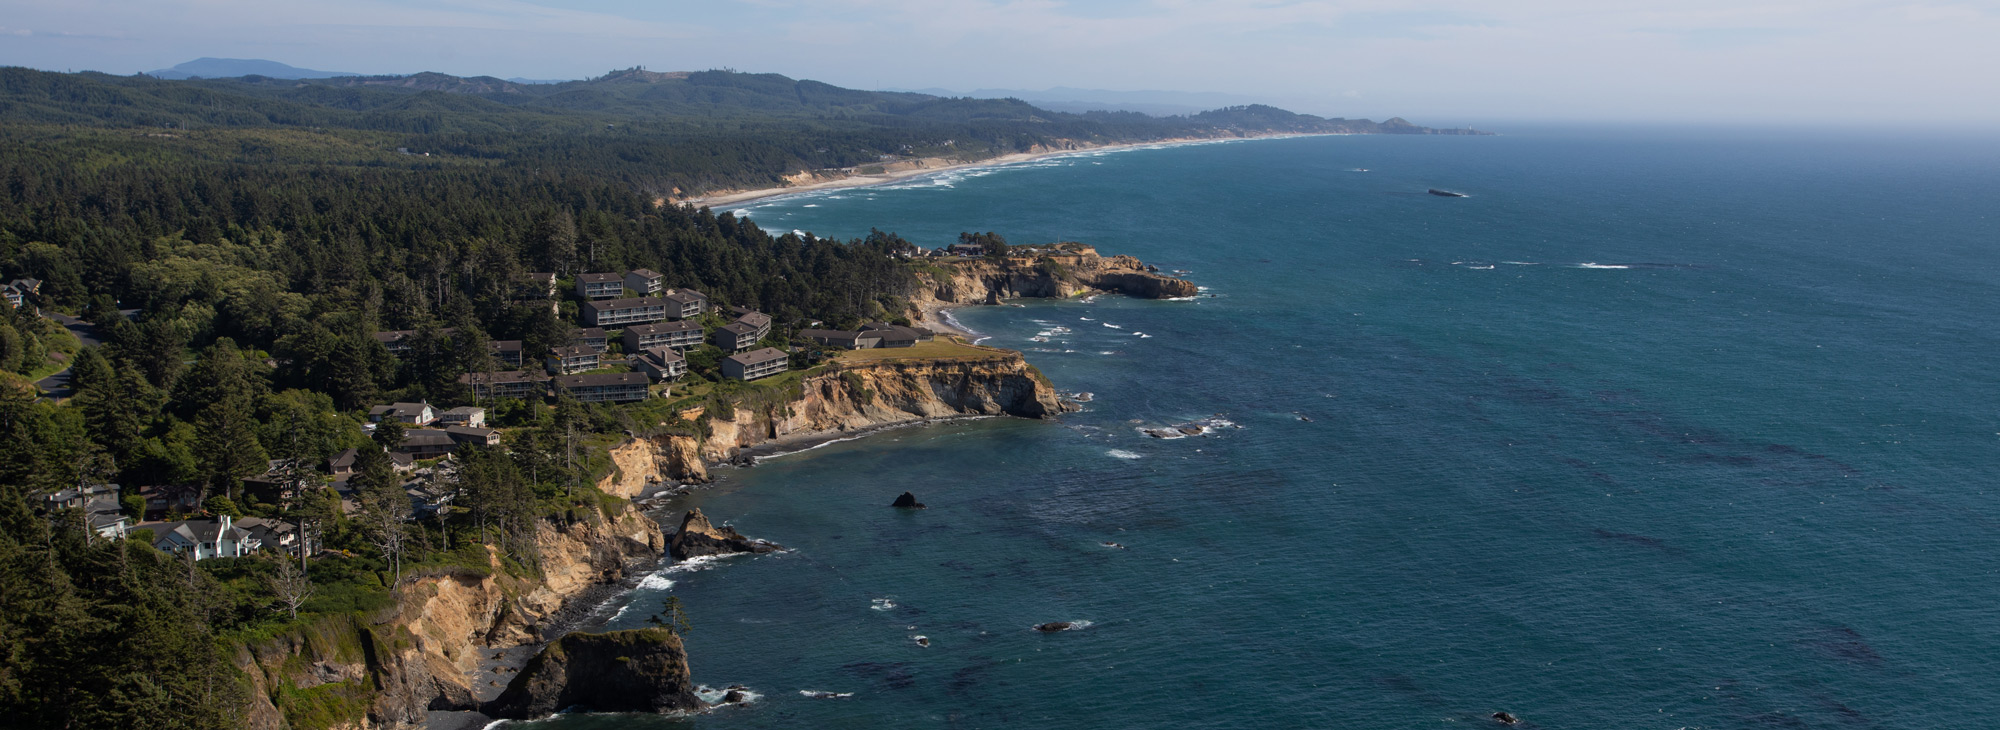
[535,127,2000,728]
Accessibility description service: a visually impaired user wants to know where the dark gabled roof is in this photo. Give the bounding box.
[717,322,757,336]
[489,339,524,352]
[441,406,484,416]
[662,289,706,303]
[444,425,498,439]
[627,268,661,279]
[328,448,358,469]
[400,430,457,447]
[554,372,649,388]
[548,344,595,358]
[574,327,608,339]
[734,310,772,328]
[725,347,789,366]
[639,347,685,363]
[578,272,621,283]
[581,296,670,312]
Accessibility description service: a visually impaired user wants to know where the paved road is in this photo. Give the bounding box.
[35,312,106,400]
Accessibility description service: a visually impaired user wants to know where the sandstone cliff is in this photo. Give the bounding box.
[238,506,664,730]
[482,628,700,718]
[912,248,1197,310]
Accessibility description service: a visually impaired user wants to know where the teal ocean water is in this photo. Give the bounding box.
[542,128,2000,728]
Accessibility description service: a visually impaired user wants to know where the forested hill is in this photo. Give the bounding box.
[0,66,1482,195]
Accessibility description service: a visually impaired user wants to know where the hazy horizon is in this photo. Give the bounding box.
[2,0,1994,125]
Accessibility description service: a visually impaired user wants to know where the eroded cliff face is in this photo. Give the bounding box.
[482,628,700,718]
[700,353,1073,462]
[239,507,664,730]
[912,251,1197,310]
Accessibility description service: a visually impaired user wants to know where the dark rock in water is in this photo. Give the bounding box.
[891,492,927,509]
[1177,426,1204,435]
[1033,622,1074,633]
[669,508,781,560]
[913,635,930,648]
[1492,711,1519,725]
[482,628,701,718]
[1429,188,1468,197]
[1101,541,1124,549]
[721,690,748,704]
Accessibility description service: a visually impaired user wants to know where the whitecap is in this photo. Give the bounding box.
[1107,449,1144,459]
[1079,317,1095,321]
[1102,323,1123,329]
[1574,262,1630,269]
[1502,261,1540,265]
[637,573,677,591]
[802,204,819,208]
[799,690,854,699]
[870,598,896,611]
[730,209,753,218]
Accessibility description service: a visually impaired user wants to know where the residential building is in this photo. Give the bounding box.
[398,430,458,460]
[368,402,436,426]
[580,296,671,327]
[801,328,884,350]
[662,289,708,320]
[235,517,301,555]
[1,286,20,309]
[489,340,524,368]
[546,345,599,375]
[728,307,773,340]
[623,320,703,351]
[8,277,40,295]
[372,328,458,356]
[552,372,649,403]
[711,322,761,352]
[860,322,935,348]
[947,243,985,257]
[144,515,258,560]
[43,484,128,540]
[573,327,610,352]
[633,347,687,381]
[138,484,202,520]
[445,425,502,447]
[438,406,486,428]
[722,347,789,381]
[576,272,623,299]
[459,371,552,400]
[625,268,664,295]
[328,448,359,476]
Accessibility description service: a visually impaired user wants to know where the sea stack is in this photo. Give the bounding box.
[481,628,701,718]
[891,492,926,509]
[667,508,780,560]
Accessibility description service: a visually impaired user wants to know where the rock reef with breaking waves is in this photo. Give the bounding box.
[669,508,782,560]
[912,244,1199,308]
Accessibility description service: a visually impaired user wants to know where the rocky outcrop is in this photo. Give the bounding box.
[891,492,925,509]
[668,508,780,560]
[911,249,1197,311]
[699,352,1074,462]
[237,507,665,729]
[482,628,700,718]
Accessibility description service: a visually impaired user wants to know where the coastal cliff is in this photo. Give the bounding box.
[911,246,1198,310]
[483,628,700,718]
[236,507,665,730]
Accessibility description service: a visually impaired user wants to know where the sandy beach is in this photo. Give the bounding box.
[678,134,1316,210]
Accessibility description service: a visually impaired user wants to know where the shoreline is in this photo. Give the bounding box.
[679,133,1325,210]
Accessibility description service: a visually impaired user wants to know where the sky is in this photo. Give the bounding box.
[2,0,1996,124]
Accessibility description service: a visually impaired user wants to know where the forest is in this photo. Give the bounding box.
[0,64,1468,728]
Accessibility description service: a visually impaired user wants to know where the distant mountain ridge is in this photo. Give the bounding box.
[146,57,357,80]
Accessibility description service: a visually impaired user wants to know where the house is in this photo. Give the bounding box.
[947,243,985,257]
[711,322,761,352]
[143,515,259,560]
[328,448,359,476]
[625,268,664,295]
[662,289,708,320]
[580,296,671,327]
[576,272,623,300]
[572,327,610,353]
[728,308,773,340]
[389,451,417,473]
[800,328,884,350]
[546,345,599,375]
[860,322,934,348]
[234,517,301,555]
[721,347,789,381]
[633,347,687,381]
[1,286,20,309]
[552,372,649,403]
[489,340,524,368]
[368,402,437,426]
[138,484,202,520]
[521,272,558,299]
[44,484,128,540]
[8,277,40,295]
[445,425,501,447]
[460,371,552,400]
[438,406,486,428]
[623,320,703,351]
[398,430,458,460]
[372,328,458,356]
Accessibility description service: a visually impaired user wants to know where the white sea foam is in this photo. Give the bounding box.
[696,686,761,704]
[1098,351,1116,355]
[637,573,677,591]
[730,209,753,218]
[799,690,854,699]
[1107,449,1144,459]
[1102,323,1123,329]
[803,204,819,208]
[1574,262,1631,269]
[870,598,896,611]
[1502,261,1540,265]
[1079,317,1094,321]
